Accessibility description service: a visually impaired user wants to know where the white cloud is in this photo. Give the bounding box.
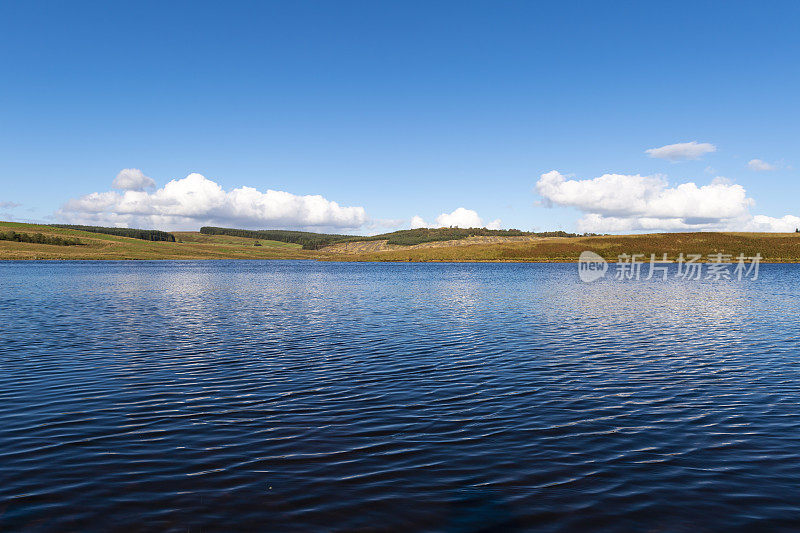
[743,215,800,232]
[411,207,501,230]
[536,171,750,219]
[410,215,429,229]
[0,201,21,209]
[645,142,716,161]
[58,172,368,231]
[535,169,798,233]
[486,220,502,230]
[747,159,777,171]
[112,168,156,191]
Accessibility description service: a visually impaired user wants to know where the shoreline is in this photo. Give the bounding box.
[3,222,800,263]
[3,257,800,264]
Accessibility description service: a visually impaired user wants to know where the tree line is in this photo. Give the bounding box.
[201,225,587,249]
[200,227,351,249]
[0,230,83,246]
[51,225,176,242]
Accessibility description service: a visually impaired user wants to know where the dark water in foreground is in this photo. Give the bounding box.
[2,261,800,531]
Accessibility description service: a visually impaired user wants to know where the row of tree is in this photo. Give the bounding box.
[200,227,350,249]
[201,225,587,249]
[51,225,176,242]
[0,231,83,246]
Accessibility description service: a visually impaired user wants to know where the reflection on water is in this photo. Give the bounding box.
[2,261,800,531]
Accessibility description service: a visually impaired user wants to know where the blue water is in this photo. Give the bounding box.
[2,261,800,531]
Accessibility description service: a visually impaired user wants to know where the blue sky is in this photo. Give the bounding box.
[1,1,799,233]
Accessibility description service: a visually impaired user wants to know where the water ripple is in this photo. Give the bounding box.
[2,261,800,531]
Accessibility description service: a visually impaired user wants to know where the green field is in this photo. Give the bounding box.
[0,222,319,260]
[2,221,800,262]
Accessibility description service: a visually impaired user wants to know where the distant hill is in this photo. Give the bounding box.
[199,227,352,249]
[356,227,581,246]
[51,224,176,242]
[200,226,584,249]
[0,221,318,260]
[2,221,799,261]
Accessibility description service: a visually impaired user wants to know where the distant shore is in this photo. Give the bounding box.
[2,221,800,262]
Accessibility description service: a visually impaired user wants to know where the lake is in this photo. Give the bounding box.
[2,260,800,531]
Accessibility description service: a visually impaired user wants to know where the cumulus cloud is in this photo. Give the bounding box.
[411,207,501,230]
[535,170,798,233]
[410,215,429,229]
[0,201,21,209]
[747,159,777,171]
[112,168,157,191]
[58,172,368,231]
[744,215,800,232]
[645,142,716,161]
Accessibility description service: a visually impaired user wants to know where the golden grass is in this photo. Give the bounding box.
[0,222,320,260]
[327,233,800,263]
[2,222,799,262]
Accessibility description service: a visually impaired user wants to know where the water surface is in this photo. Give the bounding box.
[2,261,800,531]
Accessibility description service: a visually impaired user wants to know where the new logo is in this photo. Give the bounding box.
[578,251,608,282]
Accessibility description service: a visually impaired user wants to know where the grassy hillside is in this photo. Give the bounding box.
[174,231,302,248]
[0,222,319,260]
[327,232,800,263]
[51,224,177,242]
[200,225,583,249]
[351,228,580,246]
[3,221,800,261]
[199,226,353,249]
